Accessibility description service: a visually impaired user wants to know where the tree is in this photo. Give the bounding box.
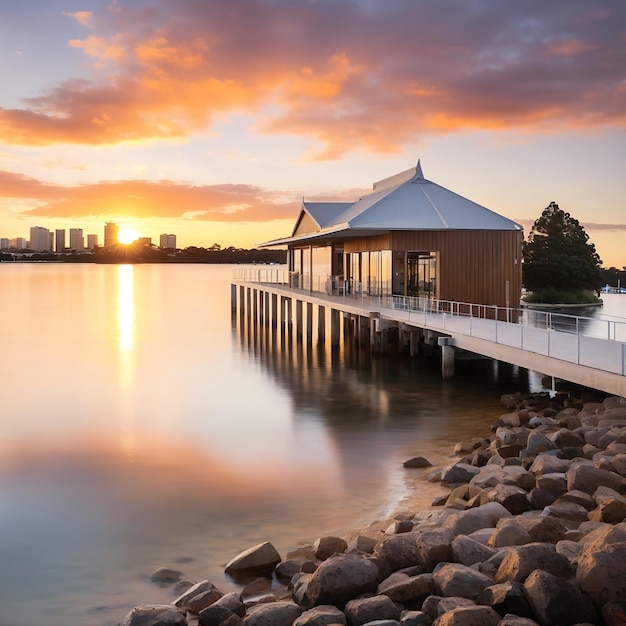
[523,202,602,294]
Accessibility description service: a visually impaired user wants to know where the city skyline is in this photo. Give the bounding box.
[1,1,625,266]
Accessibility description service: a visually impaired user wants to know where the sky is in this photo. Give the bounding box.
[0,0,625,266]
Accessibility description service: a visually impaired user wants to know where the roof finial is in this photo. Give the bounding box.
[415,159,424,179]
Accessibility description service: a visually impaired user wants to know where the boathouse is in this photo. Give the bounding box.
[260,161,523,308]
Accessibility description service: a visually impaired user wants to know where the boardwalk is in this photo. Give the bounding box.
[233,269,626,397]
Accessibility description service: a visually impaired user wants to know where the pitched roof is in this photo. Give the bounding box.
[260,160,522,247]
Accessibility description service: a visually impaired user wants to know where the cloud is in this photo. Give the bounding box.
[64,11,94,28]
[0,170,300,222]
[1,0,625,156]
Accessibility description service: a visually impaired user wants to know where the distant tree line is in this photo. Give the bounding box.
[0,244,287,265]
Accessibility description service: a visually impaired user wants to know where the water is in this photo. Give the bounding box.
[0,264,622,626]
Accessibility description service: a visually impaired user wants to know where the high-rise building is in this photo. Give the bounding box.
[0,238,9,250]
[87,234,98,250]
[69,228,84,252]
[55,229,66,252]
[15,237,26,250]
[159,234,177,249]
[104,222,118,247]
[29,226,52,251]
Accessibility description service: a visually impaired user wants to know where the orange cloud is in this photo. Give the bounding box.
[1,0,625,157]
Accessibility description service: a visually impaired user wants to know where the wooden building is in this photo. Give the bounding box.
[260,161,523,308]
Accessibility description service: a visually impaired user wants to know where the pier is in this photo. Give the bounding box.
[232,269,626,397]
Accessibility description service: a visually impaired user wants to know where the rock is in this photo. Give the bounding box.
[291,573,313,607]
[198,605,240,626]
[243,602,303,626]
[313,536,348,561]
[275,559,316,583]
[494,543,571,583]
[415,529,455,571]
[444,503,512,536]
[487,524,531,549]
[555,540,582,563]
[347,535,379,554]
[496,617,539,626]
[120,604,187,626]
[286,547,317,561]
[601,602,626,626]
[528,454,571,475]
[374,533,421,571]
[523,568,597,625]
[431,605,500,626]
[398,610,431,626]
[436,597,476,614]
[576,541,626,607]
[174,581,219,610]
[380,573,435,608]
[404,457,433,468]
[510,514,568,544]
[441,463,480,485]
[542,501,590,523]
[149,567,184,585]
[188,588,225,614]
[588,497,626,523]
[292,605,347,626]
[527,488,558,510]
[475,581,533,618]
[432,563,494,599]
[344,595,402,626]
[566,463,623,494]
[212,593,246,617]
[578,524,626,558]
[304,553,384,608]
[611,453,626,475]
[241,578,272,598]
[450,535,496,566]
[526,431,557,455]
[386,520,415,534]
[225,542,282,575]
[483,484,530,515]
[554,489,597,510]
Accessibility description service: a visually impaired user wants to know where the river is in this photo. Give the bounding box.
[0,263,623,626]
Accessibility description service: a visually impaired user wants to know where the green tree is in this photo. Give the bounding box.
[523,202,602,295]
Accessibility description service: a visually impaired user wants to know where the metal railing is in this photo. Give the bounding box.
[234,268,626,375]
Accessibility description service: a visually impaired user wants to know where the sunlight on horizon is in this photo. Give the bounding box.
[118,227,139,244]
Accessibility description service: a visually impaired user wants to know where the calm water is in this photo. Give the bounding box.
[0,264,623,626]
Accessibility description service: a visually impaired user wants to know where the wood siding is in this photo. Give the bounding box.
[390,230,523,307]
[293,212,319,236]
[344,234,390,253]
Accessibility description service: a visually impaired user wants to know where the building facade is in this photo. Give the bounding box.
[260,161,523,308]
[55,229,66,252]
[69,228,84,252]
[159,234,177,249]
[104,222,118,247]
[87,234,98,250]
[29,226,52,252]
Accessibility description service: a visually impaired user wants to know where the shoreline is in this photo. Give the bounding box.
[121,389,626,626]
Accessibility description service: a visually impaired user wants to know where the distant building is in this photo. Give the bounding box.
[69,228,84,252]
[87,234,98,250]
[0,238,9,250]
[30,226,52,252]
[15,237,27,250]
[135,237,152,247]
[104,222,118,247]
[159,233,176,249]
[55,229,66,252]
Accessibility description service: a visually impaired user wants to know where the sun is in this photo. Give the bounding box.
[118,227,139,244]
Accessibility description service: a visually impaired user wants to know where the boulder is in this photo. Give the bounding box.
[611,453,626,475]
[487,524,531,549]
[527,488,558,510]
[347,535,379,555]
[528,454,571,475]
[225,542,282,575]
[344,595,402,626]
[554,489,597,510]
[483,484,530,515]
[523,568,597,625]
[374,534,421,571]
[526,431,557,455]
[542,501,590,523]
[274,559,316,583]
[601,602,626,626]
[313,536,348,561]
[243,602,303,626]
[174,581,220,610]
[403,457,432,468]
[441,463,480,485]
[431,605,500,626]
[149,567,184,585]
[188,589,225,614]
[398,610,431,626]
[443,503,511,536]
[588,497,626,523]
[475,581,533,619]
[566,463,623,494]
[436,597,475,614]
[198,605,240,626]
[432,563,494,600]
[496,617,539,626]
[576,541,626,607]
[380,573,435,608]
[450,535,496,566]
[120,604,187,626]
[509,515,567,544]
[292,605,347,626]
[494,543,571,583]
[415,529,455,571]
[304,553,384,608]
[212,593,246,617]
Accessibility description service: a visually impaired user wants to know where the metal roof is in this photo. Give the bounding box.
[259,160,522,247]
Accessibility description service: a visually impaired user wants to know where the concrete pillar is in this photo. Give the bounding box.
[330,309,341,346]
[369,317,377,353]
[271,293,278,330]
[306,302,313,344]
[252,289,258,324]
[296,300,303,342]
[239,285,245,315]
[409,331,419,357]
[264,291,270,326]
[258,291,264,324]
[380,329,389,354]
[246,287,251,318]
[231,284,237,313]
[318,305,325,343]
[441,345,455,379]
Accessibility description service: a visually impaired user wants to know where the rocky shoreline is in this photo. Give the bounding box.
[121,391,626,626]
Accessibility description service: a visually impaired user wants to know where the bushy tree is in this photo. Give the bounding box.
[523,202,602,294]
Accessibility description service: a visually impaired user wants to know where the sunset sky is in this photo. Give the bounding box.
[1,0,625,266]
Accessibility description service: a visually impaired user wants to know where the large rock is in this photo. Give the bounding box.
[432,563,493,600]
[225,542,282,575]
[150,567,184,584]
[451,535,496,566]
[344,595,402,626]
[444,503,511,536]
[523,569,597,625]
[494,543,571,583]
[431,605,500,626]
[576,541,626,607]
[292,605,347,626]
[496,617,539,626]
[212,592,246,617]
[566,463,623,494]
[198,605,240,626]
[174,581,220,610]
[528,454,572,475]
[374,534,421,571]
[304,554,384,608]
[588,497,626,523]
[399,610,432,626]
[487,524,531,549]
[508,515,567,544]
[380,573,435,608]
[475,581,533,619]
[415,529,455,571]
[441,463,481,485]
[483,484,530,515]
[120,604,187,626]
[526,431,557,455]
[243,602,303,626]
[313,536,348,561]
[601,602,626,626]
